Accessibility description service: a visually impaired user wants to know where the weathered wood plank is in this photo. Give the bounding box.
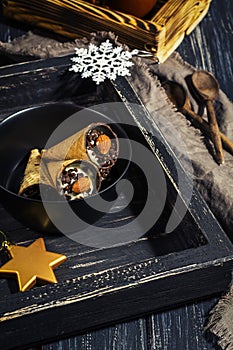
[0,0,232,349]
[146,298,220,350]
[0,58,232,349]
[42,319,148,350]
[177,1,233,100]
[145,0,233,349]
[1,0,211,62]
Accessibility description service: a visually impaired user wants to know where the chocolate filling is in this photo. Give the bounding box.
[86,125,118,170]
[59,167,92,201]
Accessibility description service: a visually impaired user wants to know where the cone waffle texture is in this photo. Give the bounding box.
[19,122,117,197]
[19,151,101,197]
[42,158,82,188]
[19,124,92,196]
[42,126,89,162]
[43,122,119,169]
[18,149,42,195]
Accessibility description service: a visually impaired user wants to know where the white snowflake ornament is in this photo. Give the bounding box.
[69,40,139,85]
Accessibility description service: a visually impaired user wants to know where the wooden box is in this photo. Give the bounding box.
[0,55,233,350]
[2,0,212,62]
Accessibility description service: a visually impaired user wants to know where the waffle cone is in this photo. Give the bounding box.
[42,159,78,188]
[18,149,42,195]
[19,149,57,196]
[42,122,119,169]
[19,122,118,198]
[42,126,90,162]
[19,150,102,199]
[44,158,102,198]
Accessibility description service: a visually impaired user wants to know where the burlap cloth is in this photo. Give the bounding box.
[1,31,233,349]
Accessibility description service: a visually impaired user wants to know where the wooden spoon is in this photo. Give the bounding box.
[192,70,224,164]
[162,81,233,157]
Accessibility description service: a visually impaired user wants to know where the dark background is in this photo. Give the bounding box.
[0,0,232,349]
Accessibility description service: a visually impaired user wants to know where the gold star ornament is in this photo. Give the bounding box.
[0,238,67,292]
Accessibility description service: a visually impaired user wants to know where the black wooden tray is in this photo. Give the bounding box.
[0,55,233,350]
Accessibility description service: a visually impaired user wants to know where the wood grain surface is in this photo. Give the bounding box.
[1,55,232,350]
[0,0,232,349]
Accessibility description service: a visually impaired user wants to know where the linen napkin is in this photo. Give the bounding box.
[208,288,233,350]
[1,31,233,349]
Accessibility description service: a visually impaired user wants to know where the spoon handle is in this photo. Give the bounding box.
[183,107,233,156]
[206,99,224,164]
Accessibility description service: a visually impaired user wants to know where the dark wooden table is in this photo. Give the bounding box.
[0,0,232,349]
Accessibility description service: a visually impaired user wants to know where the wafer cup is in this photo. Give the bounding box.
[19,149,102,200]
[43,122,119,170]
[43,158,102,200]
[19,148,58,199]
[18,148,43,197]
[19,122,118,200]
[43,127,88,162]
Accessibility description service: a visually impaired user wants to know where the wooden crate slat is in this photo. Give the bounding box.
[2,0,212,62]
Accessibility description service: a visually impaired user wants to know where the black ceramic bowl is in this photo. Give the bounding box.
[0,103,131,233]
